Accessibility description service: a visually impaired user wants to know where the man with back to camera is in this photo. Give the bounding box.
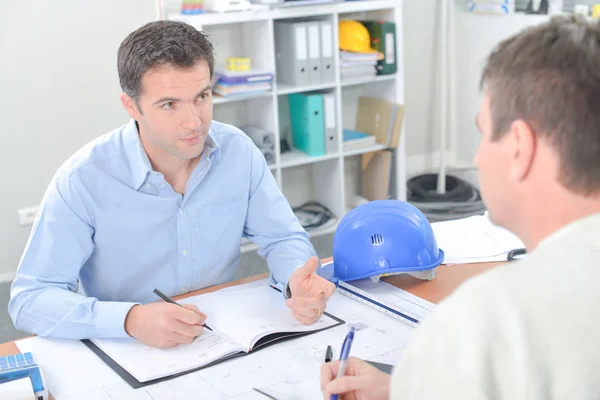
[321,15,600,400]
[9,20,335,348]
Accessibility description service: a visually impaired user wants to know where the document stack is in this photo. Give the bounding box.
[212,69,274,98]
[339,51,378,81]
[338,20,382,81]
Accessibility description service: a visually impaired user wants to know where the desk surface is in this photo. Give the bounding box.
[0,260,498,399]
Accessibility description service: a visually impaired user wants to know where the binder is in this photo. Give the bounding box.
[274,21,309,87]
[307,21,323,85]
[319,20,335,83]
[322,92,338,154]
[362,21,397,75]
[289,92,326,156]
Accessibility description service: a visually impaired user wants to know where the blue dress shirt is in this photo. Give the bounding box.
[9,119,316,339]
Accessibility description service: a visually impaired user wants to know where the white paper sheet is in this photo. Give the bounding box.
[91,329,244,383]
[431,214,524,264]
[183,279,339,350]
[0,377,36,400]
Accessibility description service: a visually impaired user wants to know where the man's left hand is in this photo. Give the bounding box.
[286,256,336,324]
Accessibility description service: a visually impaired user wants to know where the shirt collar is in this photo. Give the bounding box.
[123,119,222,191]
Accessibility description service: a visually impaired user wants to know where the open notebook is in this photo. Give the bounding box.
[82,279,344,388]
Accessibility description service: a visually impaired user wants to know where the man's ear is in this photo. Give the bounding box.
[120,93,142,120]
[508,119,536,182]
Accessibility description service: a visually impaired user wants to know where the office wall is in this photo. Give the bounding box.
[0,0,156,280]
[452,11,551,165]
[402,0,445,175]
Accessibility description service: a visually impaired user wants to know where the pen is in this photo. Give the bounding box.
[153,288,213,331]
[331,327,355,400]
[325,345,333,363]
[253,388,279,399]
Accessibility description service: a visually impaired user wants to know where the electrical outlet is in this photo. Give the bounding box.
[18,206,39,226]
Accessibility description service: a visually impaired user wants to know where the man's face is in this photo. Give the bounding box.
[474,92,514,227]
[128,61,213,160]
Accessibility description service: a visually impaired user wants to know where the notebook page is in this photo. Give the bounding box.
[183,279,340,351]
[90,328,244,382]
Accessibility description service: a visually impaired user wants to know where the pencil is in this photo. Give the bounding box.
[153,288,212,331]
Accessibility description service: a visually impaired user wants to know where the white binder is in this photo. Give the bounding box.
[274,21,309,87]
[323,92,337,154]
[306,21,323,85]
[319,20,334,83]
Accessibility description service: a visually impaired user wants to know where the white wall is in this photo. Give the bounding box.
[452,11,551,165]
[0,0,156,280]
[402,0,444,175]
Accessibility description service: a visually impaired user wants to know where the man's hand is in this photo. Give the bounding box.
[124,302,207,348]
[321,357,391,400]
[286,256,336,324]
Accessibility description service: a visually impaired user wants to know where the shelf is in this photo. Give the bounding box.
[240,220,338,253]
[276,82,336,96]
[213,91,273,105]
[168,1,398,28]
[343,143,389,157]
[341,74,397,88]
[280,149,339,169]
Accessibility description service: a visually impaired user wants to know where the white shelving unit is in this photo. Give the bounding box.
[163,0,406,253]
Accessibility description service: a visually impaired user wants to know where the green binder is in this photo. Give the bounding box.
[363,21,397,75]
[288,93,326,157]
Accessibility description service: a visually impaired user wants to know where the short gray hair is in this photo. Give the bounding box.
[117,20,214,101]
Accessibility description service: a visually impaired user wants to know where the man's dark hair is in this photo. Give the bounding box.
[481,15,600,196]
[117,20,214,104]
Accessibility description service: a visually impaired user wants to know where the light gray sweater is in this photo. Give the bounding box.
[391,213,600,399]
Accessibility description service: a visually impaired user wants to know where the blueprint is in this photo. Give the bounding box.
[16,281,434,400]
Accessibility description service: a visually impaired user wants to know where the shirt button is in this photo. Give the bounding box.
[179,209,183,215]
[146,183,151,188]
[182,249,188,256]
[180,287,187,294]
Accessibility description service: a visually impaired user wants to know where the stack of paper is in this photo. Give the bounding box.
[339,51,379,81]
[213,69,273,98]
[343,129,377,151]
[431,213,525,264]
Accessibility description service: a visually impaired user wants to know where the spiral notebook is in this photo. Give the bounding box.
[83,280,344,388]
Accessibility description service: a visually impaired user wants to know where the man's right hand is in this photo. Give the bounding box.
[124,303,207,348]
[321,357,391,400]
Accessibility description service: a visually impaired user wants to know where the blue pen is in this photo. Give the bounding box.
[331,327,356,400]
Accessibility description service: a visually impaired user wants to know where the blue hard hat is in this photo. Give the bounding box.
[332,200,444,282]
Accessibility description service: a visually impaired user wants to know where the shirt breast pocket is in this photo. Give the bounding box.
[194,198,248,267]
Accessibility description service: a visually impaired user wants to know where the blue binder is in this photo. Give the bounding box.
[289,93,326,156]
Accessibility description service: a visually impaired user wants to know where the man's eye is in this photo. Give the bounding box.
[162,102,174,110]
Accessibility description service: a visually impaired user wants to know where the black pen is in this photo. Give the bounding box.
[153,288,212,331]
[325,344,333,363]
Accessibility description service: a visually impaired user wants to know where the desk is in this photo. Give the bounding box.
[0,260,499,399]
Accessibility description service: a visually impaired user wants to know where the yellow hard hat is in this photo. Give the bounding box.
[338,20,378,54]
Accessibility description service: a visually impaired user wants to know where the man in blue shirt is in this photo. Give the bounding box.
[9,20,335,348]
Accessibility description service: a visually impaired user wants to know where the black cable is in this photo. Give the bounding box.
[292,201,336,230]
[407,173,486,222]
